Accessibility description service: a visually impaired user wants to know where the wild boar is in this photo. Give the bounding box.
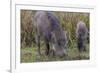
[76,21,88,52]
[32,11,67,57]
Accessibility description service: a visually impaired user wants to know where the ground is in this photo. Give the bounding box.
[21,44,89,63]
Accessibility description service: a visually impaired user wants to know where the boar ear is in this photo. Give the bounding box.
[63,31,68,44]
[51,32,56,42]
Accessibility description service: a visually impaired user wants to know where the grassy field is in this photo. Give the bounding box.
[21,43,89,63]
[20,10,90,63]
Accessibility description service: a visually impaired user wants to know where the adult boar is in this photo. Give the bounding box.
[76,21,88,52]
[32,11,67,57]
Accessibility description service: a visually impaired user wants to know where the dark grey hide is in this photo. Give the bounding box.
[76,21,88,52]
[32,11,67,57]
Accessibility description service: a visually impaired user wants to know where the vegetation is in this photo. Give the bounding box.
[20,10,90,63]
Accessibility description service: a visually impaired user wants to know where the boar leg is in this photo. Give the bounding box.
[83,40,86,51]
[45,39,50,55]
[35,34,41,55]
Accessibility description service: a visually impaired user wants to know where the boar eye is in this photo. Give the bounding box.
[58,42,61,46]
[58,39,64,45]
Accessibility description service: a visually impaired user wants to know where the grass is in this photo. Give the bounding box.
[21,44,89,63]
